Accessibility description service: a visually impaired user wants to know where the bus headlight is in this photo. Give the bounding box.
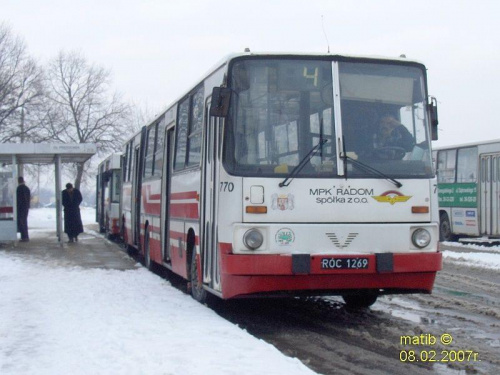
[243,229,264,250]
[412,228,431,248]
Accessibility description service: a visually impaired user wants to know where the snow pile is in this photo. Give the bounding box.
[0,253,316,375]
[441,240,500,253]
[1,208,317,375]
[442,250,500,270]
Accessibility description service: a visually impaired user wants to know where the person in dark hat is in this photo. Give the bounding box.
[62,182,83,243]
[16,176,31,242]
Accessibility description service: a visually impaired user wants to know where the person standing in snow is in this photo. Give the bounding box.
[62,183,83,243]
[16,176,31,242]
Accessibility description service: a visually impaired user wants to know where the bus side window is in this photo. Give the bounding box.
[187,87,204,168]
[144,124,157,178]
[122,145,128,182]
[154,117,166,174]
[457,147,478,183]
[437,149,456,183]
[175,99,189,170]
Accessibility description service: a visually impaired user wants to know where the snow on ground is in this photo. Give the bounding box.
[441,241,500,270]
[442,250,500,270]
[28,207,95,233]
[2,208,499,374]
[1,208,317,375]
[442,240,500,253]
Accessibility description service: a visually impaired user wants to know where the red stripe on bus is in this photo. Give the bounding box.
[0,206,13,214]
[170,191,198,200]
[168,231,199,246]
[143,184,161,200]
[219,242,233,254]
[170,203,199,219]
[169,231,186,239]
[142,202,161,215]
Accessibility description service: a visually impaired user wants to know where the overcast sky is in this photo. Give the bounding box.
[3,0,499,147]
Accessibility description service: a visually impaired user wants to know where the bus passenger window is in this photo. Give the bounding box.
[175,99,189,170]
[144,124,157,178]
[154,117,167,174]
[437,149,456,183]
[187,87,204,168]
[456,147,478,183]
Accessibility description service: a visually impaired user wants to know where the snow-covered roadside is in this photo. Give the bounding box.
[441,241,500,270]
[0,208,318,375]
[441,240,500,253]
[0,254,317,375]
[442,250,500,270]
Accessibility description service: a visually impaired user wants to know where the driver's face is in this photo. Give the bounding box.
[379,118,397,137]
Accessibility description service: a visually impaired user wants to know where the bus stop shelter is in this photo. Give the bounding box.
[0,143,96,243]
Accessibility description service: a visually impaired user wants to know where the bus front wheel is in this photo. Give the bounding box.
[342,293,378,309]
[190,253,208,304]
[439,212,457,242]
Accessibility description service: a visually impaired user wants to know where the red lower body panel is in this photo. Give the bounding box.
[220,252,442,299]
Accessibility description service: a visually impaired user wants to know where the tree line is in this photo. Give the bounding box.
[0,23,145,189]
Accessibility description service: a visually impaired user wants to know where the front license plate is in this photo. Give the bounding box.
[321,257,369,270]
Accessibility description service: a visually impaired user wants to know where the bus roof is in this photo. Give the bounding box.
[213,51,423,65]
[140,51,426,136]
[433,138,500,151]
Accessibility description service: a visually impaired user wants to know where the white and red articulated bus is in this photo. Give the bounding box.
[118,52,441,307]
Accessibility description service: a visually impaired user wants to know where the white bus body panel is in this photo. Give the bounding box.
[242,178,433,223]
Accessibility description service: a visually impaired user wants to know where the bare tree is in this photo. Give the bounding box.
[0,23,44,143]
[45,50,132,189]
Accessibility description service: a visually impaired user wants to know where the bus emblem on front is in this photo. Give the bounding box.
[271,193,295,211]
[372,191,412,205]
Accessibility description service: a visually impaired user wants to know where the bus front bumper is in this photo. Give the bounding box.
[220,251,442,299]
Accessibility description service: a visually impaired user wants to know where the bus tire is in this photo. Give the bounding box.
[342,293,378,309]
[439,212,456,242]
[190,252,208,304]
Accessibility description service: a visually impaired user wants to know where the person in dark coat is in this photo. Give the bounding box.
[62,183,83,243]
[16,176,31,242]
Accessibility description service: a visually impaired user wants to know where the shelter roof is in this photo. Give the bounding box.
[0,143,96,164]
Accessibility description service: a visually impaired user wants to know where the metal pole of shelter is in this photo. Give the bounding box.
[12,154,18,227]
[55,155,62,243]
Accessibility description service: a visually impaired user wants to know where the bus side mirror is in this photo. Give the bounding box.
[429,97,439,140]
[210,87,231,117]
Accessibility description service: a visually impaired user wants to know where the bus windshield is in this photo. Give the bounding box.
[224,58,433,179]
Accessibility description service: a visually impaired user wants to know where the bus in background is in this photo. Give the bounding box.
[435,139,500,243]
[96,153,122,239]
[120,52,441,308]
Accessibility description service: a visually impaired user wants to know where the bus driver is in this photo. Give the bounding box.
[375,114,415,152]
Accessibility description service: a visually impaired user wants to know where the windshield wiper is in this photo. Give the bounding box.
[279,139,328,187]
[340,152,403,188]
